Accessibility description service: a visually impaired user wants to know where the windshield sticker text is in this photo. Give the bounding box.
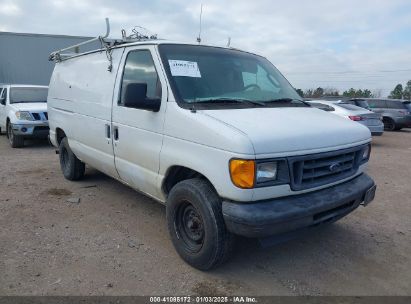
[169,60,201,78]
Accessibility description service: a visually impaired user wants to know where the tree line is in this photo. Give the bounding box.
[295,80,411,100]
[388,80,411,100]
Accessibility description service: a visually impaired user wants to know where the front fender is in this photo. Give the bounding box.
[158,136,255,203]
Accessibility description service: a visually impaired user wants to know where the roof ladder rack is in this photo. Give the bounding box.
[48,18,110,62]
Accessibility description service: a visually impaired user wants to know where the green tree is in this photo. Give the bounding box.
[363,89,372,98]
[313,87,324,98]
[323,87,340,96]
[304,89,314,98]
[343,88,357,97]
[403,80,411,100]
[389,84,403,99]
[295,88,304,97]
[343,88,373,98]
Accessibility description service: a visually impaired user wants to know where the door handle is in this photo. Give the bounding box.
[105,124,111,139]
[113,126,119,141]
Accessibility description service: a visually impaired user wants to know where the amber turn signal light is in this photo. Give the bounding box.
[229,159,255,189]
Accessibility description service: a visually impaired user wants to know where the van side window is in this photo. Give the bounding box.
[386,100,405,109]
[120,50,161,105]
[368,99,385,108]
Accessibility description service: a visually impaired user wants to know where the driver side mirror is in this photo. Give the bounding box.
[124,83,161,112]
[0,97,5,106]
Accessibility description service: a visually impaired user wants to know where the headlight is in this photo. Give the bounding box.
[256,162,278,183]
[15,111,34,121]
[362,145,371,160]
[229,159,284,188]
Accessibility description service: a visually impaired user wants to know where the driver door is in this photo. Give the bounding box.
[111,46,167,199]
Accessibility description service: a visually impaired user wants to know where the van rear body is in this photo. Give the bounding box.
[48,41,376,269]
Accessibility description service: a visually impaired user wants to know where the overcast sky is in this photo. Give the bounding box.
[1,0,410,96]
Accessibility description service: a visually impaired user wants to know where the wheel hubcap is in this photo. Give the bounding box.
[175,202,204,252]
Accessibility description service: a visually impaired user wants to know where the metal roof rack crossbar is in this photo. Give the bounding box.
[48,18,110,63]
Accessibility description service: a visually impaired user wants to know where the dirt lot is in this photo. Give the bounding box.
[0,130,410,296]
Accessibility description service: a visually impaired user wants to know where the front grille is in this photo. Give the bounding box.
[32,113,41,120]
[30,112,48,121]
[288,145,366,191]
[34,126,49,131]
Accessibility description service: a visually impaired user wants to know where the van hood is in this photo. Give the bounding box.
[11,103,47,112]
[202,107,371,155]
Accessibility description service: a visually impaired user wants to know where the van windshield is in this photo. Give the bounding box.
[10,87,48,104]
[158,44,304,109]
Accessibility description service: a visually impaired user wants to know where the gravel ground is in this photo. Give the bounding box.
[0,130,410,296]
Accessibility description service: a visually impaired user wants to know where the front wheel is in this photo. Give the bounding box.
[166,178,235,270]
[59,137,85,180]
[7,123,24,148]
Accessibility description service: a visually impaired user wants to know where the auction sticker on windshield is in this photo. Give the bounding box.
[169,60,201,78]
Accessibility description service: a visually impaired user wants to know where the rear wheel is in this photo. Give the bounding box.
[166,178,235,270]
[59,137,85,180]
[7,123,24,148]
[383,117,396,131]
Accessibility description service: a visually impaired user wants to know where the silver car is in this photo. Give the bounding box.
[350,98,411,131]
[309,100,384,136]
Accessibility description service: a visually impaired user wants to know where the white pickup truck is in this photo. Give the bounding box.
[0,84,49,148]
[48,41,376,270]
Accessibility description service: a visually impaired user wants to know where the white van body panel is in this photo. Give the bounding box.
[48,42,372,204]
[203,107,371,155]
[111,45,168,200]
[158,102,370,202]
[48,48,125,179]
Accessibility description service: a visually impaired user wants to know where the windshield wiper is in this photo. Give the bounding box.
[261,98,310,106]
[191,98,266,106]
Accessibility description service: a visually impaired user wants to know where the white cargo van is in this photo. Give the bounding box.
[48,40,376,270]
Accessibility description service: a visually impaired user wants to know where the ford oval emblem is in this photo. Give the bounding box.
[329,162,342,172]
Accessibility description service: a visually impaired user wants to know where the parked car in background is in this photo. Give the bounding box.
[344,98,371,110]
[350,98,411,131]
[309,97,371,110]
[308,100,384,136]
[0,85,49,148]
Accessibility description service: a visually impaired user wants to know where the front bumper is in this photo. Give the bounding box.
[11,123,49,138]
[222,174,376,238]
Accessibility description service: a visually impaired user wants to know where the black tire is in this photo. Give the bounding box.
[166,178,235,270]
[383,117,396,131]
[59,137,85,181]
[7,122,24,148]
